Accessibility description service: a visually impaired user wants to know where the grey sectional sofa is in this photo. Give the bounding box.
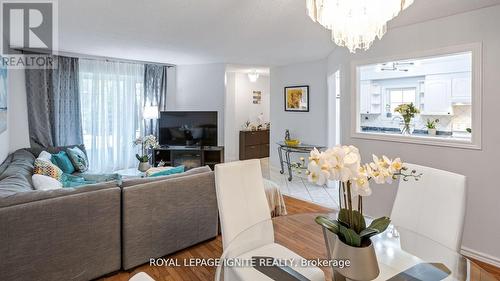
[0,148,218,281]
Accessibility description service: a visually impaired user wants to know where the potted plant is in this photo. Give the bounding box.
[425,119,439,136]
[394,103,420,135]
[133,135,160,172]
[307,145,420,281]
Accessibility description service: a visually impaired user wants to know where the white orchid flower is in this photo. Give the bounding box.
[307,160,330,185]
[351,165,372,197]
[390,157,403,173]
[309,148,321,164]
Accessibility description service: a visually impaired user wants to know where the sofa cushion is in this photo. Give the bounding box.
[34,159,63,181]
[0,149,36,197]
[38,150,52,161]
[67,146,89,172]
[121,165,212,187]
[0,154,12,176]
[32,174,63,190]
[0,149,35,181]
[51,151,76,174]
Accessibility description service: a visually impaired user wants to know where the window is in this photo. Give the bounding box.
[388,88,416,113]
[79,59,145,172]
[352,43,482,149]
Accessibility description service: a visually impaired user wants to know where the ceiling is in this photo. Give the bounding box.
[58,0,500,66]
[226,65,270,76]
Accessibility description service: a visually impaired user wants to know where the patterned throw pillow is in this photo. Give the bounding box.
[66,147,89,172]
[33,159,63,181]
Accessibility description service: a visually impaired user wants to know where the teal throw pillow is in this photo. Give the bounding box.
[66,147,89,172]
[51,151,75,174]
[148,165,185,177]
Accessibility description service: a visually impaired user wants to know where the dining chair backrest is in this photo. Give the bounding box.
[215,159,273,250]
[390,163,466,252]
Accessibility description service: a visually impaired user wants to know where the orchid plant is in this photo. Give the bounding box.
[133,135,160,163]
[308,145,421,248]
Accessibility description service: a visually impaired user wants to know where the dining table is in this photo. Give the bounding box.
[215,212,496,281]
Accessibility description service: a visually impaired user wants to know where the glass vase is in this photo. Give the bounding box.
[401,122,414,135]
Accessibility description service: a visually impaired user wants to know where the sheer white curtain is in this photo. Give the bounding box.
[79,59,144,172]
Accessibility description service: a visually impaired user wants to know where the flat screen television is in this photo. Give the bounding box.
[159,111,218,146]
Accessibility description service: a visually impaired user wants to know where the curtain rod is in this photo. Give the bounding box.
[13,47,176,68]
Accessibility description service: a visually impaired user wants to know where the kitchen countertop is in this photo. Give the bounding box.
[360,127,471,140]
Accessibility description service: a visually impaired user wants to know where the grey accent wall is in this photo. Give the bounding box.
[270,60,328,167]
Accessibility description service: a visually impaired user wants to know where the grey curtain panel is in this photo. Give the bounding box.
[25,56,83,148]
[143,64,168,136]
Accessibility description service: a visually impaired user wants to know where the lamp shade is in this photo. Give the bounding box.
[143,106,159,119]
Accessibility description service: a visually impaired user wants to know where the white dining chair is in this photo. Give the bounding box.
[388,163,467,278]
[391,163,466,252]
[215,159,325,281]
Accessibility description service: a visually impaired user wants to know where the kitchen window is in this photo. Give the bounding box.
[388,88,417,113]
[352,43,482,150]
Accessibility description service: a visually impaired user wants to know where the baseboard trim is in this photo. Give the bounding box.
[461,246,500,268]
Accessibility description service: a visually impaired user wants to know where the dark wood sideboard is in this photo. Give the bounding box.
[239,130,270,160]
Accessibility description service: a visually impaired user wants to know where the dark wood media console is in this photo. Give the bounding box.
[152,146,224,171]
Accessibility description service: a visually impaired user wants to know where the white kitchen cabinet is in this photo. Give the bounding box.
[359,81,381,114]
[360,81,371,114]
[369,84,382,114]
[451,72,471,104]
[423,75,452,115]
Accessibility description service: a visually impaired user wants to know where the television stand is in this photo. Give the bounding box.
[152,146,224,171]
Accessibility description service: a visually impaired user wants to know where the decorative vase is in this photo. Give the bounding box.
[138,161,151,172]
[322,227,380,281]
[427,128,437,136]
[401,122,414,135]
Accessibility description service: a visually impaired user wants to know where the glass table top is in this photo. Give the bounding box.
[216,212,494,281]
[276,141,325,150]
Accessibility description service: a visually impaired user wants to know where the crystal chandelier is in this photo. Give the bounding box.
[306,0,414,53]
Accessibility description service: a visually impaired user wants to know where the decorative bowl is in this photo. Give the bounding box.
[284,139,300,147]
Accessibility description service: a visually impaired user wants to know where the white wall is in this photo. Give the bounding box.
[224,72,237,161]
[234,73,270,127]
[327,5,500,263]
[8,70,30,152]
[0,69,30,164]
[224,72,270,162]
[168,64,226,146]
[269,60,328,167]
[0,129,7,163]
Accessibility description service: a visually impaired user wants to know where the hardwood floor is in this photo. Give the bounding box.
[100,196,499,281]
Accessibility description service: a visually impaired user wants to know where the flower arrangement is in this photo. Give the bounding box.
[308,145,420,248]
[394,103,420,123]
[291,157,306,174]
[394,103,420,135]
[133,135,160,163]
[425,118,439,129]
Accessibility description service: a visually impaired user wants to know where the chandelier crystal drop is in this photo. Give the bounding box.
[306,0,414,53]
